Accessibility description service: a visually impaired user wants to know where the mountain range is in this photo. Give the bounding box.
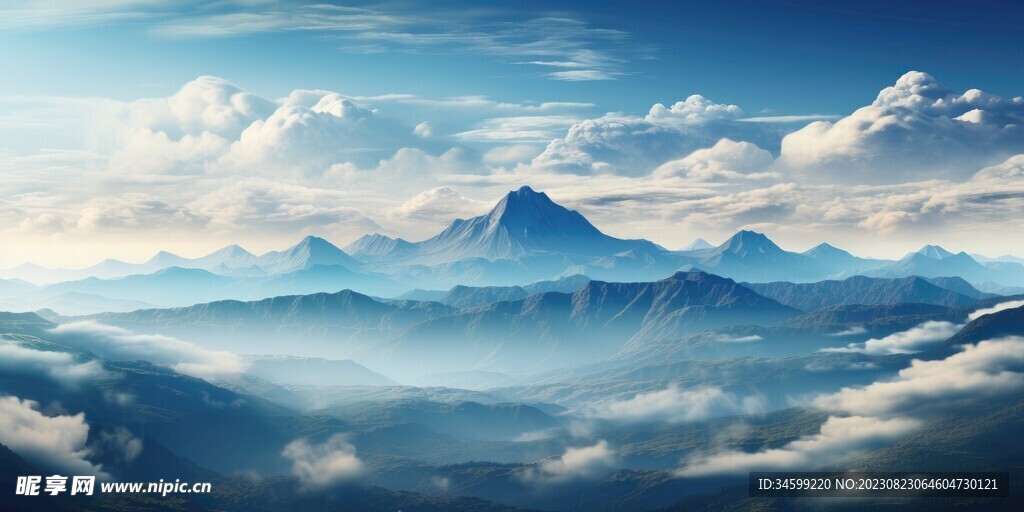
[2,186,1023,315]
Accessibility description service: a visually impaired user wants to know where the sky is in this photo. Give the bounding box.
[0,0,1023,267]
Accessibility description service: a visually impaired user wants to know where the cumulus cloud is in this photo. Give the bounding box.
[0,343,108,388]
[220,93,426,176]
[6,71,1024,265]
[48,321,246,380]
[388,186,490,224]
[645,95,744,124]
[520,440,616,483]
[19,213,71,235]
[128,75,276,140]
[282,434,364,489]
[778,71,1024,183]
[0,396,107,477]
[583,385,765,424]
[653,139,776,181]
[530,94,779,176]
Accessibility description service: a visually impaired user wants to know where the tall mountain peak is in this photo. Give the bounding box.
[803,242,854,259]
[915,244,955,259]
[257,235,359,273]
[344,233,414,259]
[680,238,714,251]
[721,230,782,254]
[416,186,657,262]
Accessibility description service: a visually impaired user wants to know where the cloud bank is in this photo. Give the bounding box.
[48,321,246,379]
[583,385,765,424]
[679,336,1024,476]
[0,396,107,477]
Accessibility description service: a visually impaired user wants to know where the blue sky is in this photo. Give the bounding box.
[0,0,1022,266]
[3,0,1020,113]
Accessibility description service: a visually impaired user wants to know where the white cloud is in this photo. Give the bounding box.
[967,300,1024,321]
[76,193,204,233]
[530,97,779,176]
[713,334,764,343]
[0,343,108,388]
[779,71,1024,183]
[653,139,776,181]
[824,320,961,355]
[825,300,1024,355]
[815,337,1024,417]
[483,144,545,165]
[679,336,1024,477]
[520,440,616,483]
[96,427,143,464]
[677,415,920,477]
[19,213,71,235]
[330,147,480,188]
[388,186,489,224]
[48,321,247,380]
[457,115,581,143]
[583,385,765,424]
[220,93,423,176]
[131,75,277,140]
[0,396,108,477]
[282,434,364,489]
[828,326,868,337]
[645,95,744,124]
[186,178,381,236]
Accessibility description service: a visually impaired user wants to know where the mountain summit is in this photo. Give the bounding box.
[256,235,361,274]
[916,244,955,259]
[414,186,657,262]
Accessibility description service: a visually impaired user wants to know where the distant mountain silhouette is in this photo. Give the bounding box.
[255,235,362,274]
[358,270,799,376]
[679,238,714,251]
[744,275,983,312]
[345,233,416,259]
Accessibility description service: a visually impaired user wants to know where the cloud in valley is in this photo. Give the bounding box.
[678,336,1024,476]
[282,434,364,489]
[0,343,108,387]
[519,440,617,483]
[677,415,919,477]
[815,337,1024,417]
[583,385,765,424]
[967,300,1024,321]
[825,300,1024,355]
[48,321,246,379]
[823,320,961,355]
[0,396,108,477]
